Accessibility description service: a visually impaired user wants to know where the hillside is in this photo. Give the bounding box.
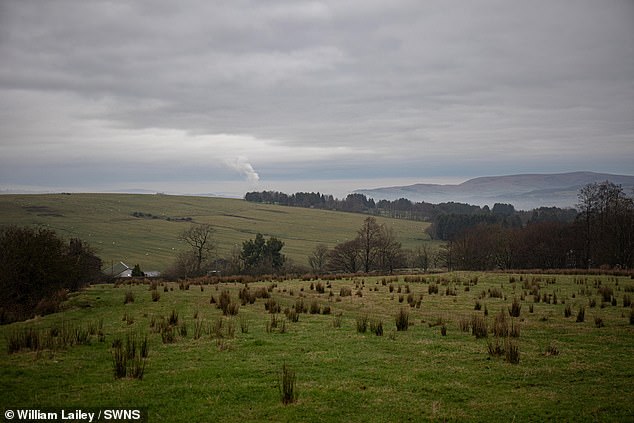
[0,194,434,272]
[354,171,634,210]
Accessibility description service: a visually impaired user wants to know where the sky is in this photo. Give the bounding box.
[1,0,633,198]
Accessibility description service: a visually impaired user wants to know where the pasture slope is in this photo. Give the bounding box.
[0,193,434,271]
[1,272,633,421]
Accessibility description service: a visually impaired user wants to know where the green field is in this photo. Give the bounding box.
[1,273,633,421]
[0,194,435,272]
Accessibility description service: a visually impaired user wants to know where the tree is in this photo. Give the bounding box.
[0,226,101,323]
[131,264,144,277]
[327,239,361,273]
[308,244,329,274]
[240,233,286,275]
[178,224,216,276]
[357,217,383,273]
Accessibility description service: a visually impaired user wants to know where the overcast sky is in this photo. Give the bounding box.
[1,0,633,197]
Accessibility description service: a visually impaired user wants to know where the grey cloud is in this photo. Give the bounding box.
[1,0,633,193]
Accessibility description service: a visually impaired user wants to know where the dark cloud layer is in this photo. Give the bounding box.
[1,0,633,194]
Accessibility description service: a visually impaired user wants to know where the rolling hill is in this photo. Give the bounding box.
[354,171,634,210]
[0,193,434,272]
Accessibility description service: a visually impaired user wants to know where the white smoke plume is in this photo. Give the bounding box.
[225,156,260,183]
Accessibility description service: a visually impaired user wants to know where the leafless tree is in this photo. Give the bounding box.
[178,224,216,276]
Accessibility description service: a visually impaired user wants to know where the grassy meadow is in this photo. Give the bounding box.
[2,272,633,421]
[0,193,435,272]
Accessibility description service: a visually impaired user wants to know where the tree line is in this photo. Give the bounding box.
[244,190,577,240]
[445,181,634,270]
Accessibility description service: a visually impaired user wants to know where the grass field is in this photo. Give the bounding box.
[2,272,633,421]
[0,193,436,272]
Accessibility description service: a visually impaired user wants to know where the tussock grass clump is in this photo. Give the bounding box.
[161,325,176,344]
[492,311,509,338]
[594,316,604,328]
[285,308,300,323]
[151,289,160,302]
[428,284,439,295]
[598,286,613,303]
[218,290,239,316]
[508,297,521,317]
[576,307,586,323]
[564,304,572,318]
[332,313,343,328]
[458,316,470,332]
[370,319,383,336]
[279,363,297,405]
[265,298,281,314]
[544,343,560,357]
[124,290,135,304]
[239,316,250,334]
[395,308,409,331]
[112,333,148,380]
[309,301,321,314]
[629,307,634,325]
[487,338,504,357]
[489,288,503,299]
[623,294,631,308]
[504,340,520,364]
[168,309,179,326]
[471,314,488,339]
[340,287,352,297]
[193,320,204,339]
[356,315,369,333]
[7,327,41,354]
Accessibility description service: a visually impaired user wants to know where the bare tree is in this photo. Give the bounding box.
[308,244,329,274]
[178,224,216,276]
[357,217,383,273]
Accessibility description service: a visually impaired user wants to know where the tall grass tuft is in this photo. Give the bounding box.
[576,306,585,323]
[124,290,135,304]
[508,297,521,317]
[356,315,369,333]
[395,308,409,331]
[471,314,488,339]
[504,340,520,364]
[279,363,297,405]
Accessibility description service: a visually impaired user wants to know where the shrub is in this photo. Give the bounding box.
[395,309,409,331]
[279,363,297,405]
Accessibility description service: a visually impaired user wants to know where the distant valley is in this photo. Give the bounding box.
[355,172,634,210]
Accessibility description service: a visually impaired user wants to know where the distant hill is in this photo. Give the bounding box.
[0,193,433,271]
[355,172,634,210]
